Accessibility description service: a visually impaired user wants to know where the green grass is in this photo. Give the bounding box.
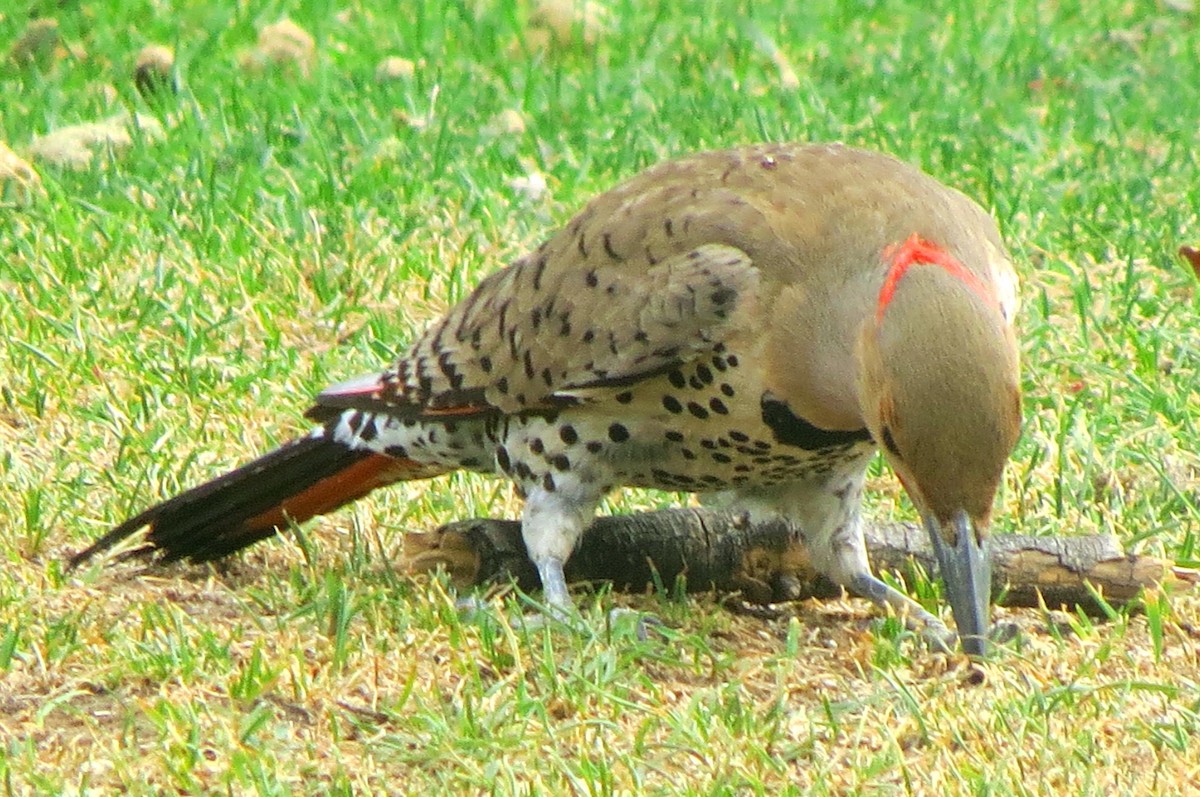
[2,0,1199,793]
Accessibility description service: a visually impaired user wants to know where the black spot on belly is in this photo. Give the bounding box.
[652,467,696,488]
[607,423,630,442]
[760,396,872,450]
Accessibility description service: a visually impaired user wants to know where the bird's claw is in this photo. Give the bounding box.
[457,589,662,641]
[607,606,665,642]
[455,594,488,619]
[917,618,957,654]
[989,618,1019,646]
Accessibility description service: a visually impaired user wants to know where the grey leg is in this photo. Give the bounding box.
[848,572,955,652]
[534,556,572,613]
[737,471,959,651]
[518,486,597,622]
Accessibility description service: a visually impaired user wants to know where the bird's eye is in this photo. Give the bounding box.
[881,425,901,458]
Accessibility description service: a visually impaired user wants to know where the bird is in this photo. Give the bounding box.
[69,142,1022,655]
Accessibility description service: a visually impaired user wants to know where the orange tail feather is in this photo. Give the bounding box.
[69,434,443,568]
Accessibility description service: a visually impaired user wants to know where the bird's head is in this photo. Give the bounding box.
[856,234,1021,655]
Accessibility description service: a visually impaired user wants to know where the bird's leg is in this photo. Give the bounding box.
[518,486,596,625]
[846,571,955,653]
[825,521,957,653]
[456,487,589,628]
[750,472,957,652]
[533,556,572,614]
[519,487,658,639]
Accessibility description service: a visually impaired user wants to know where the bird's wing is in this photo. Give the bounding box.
[308,241,758,420]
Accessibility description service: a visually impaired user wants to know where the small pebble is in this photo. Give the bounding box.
[375,56,415,82]
[9,18,59,66]
[134,44,176,97]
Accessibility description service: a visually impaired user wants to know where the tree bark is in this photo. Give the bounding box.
[403,508,1186,613]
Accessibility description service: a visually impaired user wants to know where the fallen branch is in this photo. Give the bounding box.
[404,508,1189,613]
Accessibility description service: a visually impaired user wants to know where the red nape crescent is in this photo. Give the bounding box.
[876,233,999,323]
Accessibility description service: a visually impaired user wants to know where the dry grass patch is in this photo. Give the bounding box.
[4,550,1200,793]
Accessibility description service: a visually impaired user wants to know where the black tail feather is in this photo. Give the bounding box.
[69,433,376,569]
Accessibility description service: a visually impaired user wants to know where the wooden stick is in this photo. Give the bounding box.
[403,508,1188,612]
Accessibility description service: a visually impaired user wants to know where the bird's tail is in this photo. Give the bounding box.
[68,427,441,569]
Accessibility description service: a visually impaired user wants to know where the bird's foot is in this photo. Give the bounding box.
[913,616,957,654]
[455,586,661,642]
[849,572,956,653]
[871,607,1018,656]
[455,591,584,634]
[456,558,665,641]
[606,606,666,642]
[989,618,1020,647]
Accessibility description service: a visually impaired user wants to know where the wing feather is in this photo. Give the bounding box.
[309,243,757,420]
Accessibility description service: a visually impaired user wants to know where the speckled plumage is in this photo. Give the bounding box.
[72,143,1021,653]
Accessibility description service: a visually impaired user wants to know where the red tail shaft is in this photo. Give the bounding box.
[69,433,429,568]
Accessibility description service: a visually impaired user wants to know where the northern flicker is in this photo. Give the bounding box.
[70,143,1022,655]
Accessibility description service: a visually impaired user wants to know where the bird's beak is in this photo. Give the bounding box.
[925,509,992,656]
